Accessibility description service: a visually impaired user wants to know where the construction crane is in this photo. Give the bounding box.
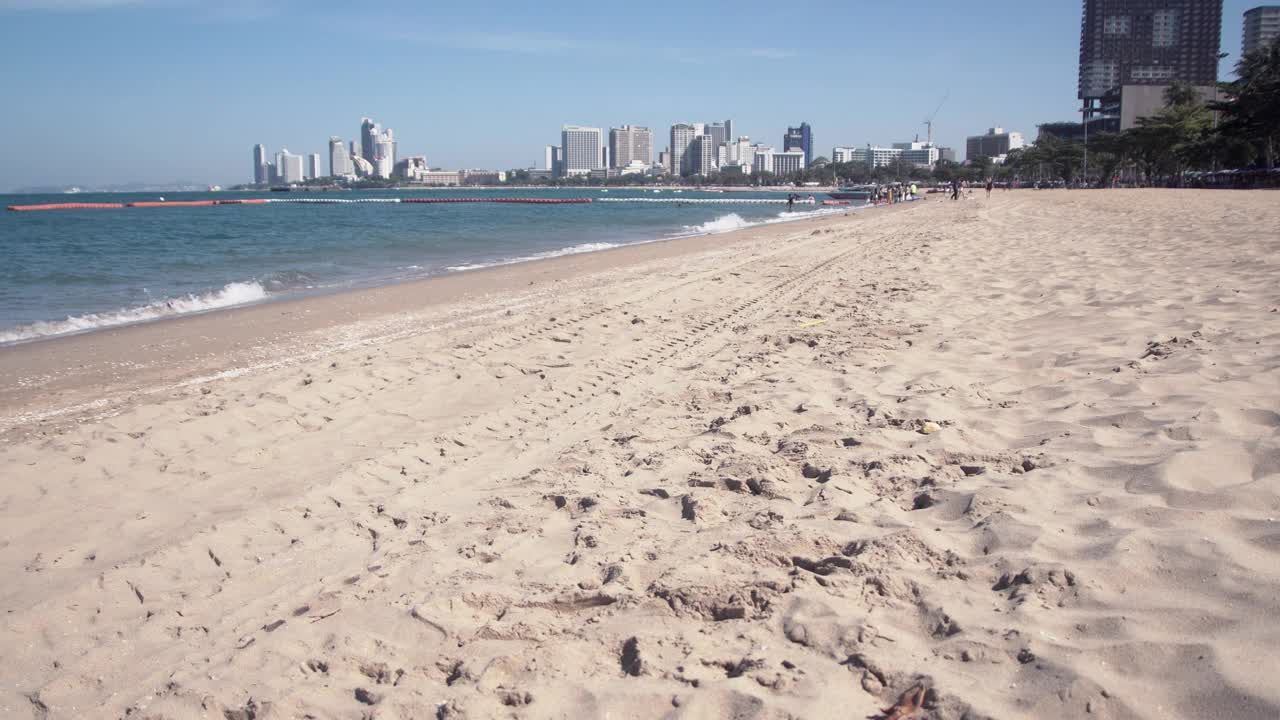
[923,93,949,145]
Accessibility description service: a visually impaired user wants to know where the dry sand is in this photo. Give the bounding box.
[1,190,1278,719]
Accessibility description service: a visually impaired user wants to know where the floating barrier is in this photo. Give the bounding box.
[400,197,592,204]
[6,202,126,211]
[596,197,816,204]
[126,200,217,207]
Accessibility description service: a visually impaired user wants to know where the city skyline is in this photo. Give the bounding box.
[0,0,1264,191]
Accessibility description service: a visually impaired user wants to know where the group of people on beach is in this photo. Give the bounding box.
[873,183,917,205]
[947,177,996,200]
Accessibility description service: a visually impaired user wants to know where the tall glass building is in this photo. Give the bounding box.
[783,123,813,168]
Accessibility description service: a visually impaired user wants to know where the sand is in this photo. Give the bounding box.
[1,190,1278,719]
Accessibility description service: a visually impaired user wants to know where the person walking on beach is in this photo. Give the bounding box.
[985,177,994,198]
[950,178,960,201]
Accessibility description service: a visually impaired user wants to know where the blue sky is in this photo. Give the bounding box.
[0,0,1258,190]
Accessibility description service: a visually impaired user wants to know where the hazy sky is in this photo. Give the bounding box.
[0,0,1258,190]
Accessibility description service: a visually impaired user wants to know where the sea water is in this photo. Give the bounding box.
[0,188,853,343]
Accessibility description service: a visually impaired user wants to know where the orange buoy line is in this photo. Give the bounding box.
[398,197,592,204]
[6,202,126,211]
[126,200,218,207]
[7,197,593,211]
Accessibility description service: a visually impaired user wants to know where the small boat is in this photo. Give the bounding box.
[828,184,873,201]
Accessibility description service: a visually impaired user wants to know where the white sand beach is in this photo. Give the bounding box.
[1,190,1278,719]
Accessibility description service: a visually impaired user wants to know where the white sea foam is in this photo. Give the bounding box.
[672,206,854,239]
[445,242,621,272]
[0,281,269,345]
[683,213,754,234]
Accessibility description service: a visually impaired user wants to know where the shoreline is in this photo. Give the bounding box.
[0,200,864,348]
[0,204,885,437]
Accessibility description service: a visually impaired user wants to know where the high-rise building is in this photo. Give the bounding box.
[395,156,430,181]
[1243,5,1280,53]
[374,129,395,179]
[965,128,1025,162]
[609,126,653,169]
[751,145,777,174]
[561,125,603,176]
[829,146,870,163]
[306,153,322,180]
[706,121,731,152]
[330,137,354,177]
[689,135,717,175]
[669,123,699,176]
[544,145,564,177]
[771,150,806,176]
[783,123,813,167]
[1078,1,1223,107]
[892,141,941,167]
[361,118,380,165]
[722,136,754,167]
[276,149,304,184]
[253,144,267,184]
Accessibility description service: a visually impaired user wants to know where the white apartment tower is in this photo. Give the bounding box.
[609,126,652,169]
[561,126,602,175]
[374,128,396,179]
[253,144,267,184]
[329,137,354,177]
[276,149,304,184]
[690,134,717,176]
[669,123,699,176]
[771,150,805,176]
[1243,5,1280,54]
[306,153,322,180]
[724,136,753,166]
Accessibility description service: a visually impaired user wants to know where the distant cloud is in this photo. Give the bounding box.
[0,0,282,19]
[0,0,156,9]
[447,30,594,54]
[744,48,798,60]
[387,27,798,64]
[391,29,598,55]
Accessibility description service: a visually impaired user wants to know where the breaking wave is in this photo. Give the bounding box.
[0,280,269,345]
[445,242,621,272]
[673,206,854,238]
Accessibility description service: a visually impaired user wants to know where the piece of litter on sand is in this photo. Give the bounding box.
[881,682,927,719]
[919,421,941,435]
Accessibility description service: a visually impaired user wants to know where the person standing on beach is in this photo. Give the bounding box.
[985,178,994,198]
[950,178,960,200]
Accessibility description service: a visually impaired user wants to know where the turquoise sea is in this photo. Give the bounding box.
[0,188,853,344]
